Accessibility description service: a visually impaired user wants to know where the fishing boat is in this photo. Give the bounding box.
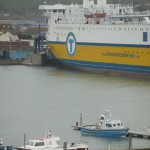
[39,0,150,78]
[80,110,129,138]
[16,131,88,150]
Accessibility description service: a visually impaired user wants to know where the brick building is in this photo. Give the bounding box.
[0,22,14,33]
[0,22,30,51]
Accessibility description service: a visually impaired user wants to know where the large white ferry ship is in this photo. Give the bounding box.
[39,0,150,78]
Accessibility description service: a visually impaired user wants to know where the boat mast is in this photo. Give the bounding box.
[80,113,82,127]
[24,134,26,150]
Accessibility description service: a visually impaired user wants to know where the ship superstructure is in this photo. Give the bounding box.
[39,0,150,78]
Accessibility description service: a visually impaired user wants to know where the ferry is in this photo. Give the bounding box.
[39,0,150,78]
[80,110,129,138]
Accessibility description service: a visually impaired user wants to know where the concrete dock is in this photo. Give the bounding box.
[23,53,47,65]
[128,130,150,139]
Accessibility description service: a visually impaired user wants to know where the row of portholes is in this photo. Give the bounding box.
[80,27,148,32]
[54,26,148,32]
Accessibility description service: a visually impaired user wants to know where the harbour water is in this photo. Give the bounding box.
[0,65,150,150]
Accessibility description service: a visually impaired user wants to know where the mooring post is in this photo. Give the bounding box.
[129,133,132,150]
[24,134,26,150]
[63,142,67,150]
[80,113,82,127]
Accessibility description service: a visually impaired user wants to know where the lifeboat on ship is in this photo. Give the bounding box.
[84,13,94,19]
[95,12,106,18]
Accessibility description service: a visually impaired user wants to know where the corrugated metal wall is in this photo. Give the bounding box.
[3,51,33,59]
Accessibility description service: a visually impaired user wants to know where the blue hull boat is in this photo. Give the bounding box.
[81,126,128,137]
[80,110,129,138]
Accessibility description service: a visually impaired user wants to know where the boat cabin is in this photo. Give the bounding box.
[17,132,88,150]
[17,135,60,150]
[101,119,124,129]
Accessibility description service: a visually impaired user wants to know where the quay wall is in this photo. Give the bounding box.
[23,53,47,65]
[0,59,23,65]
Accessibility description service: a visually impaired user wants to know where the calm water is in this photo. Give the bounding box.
[0,65,150,150]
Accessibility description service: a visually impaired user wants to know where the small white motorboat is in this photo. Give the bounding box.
[16,131,88,150]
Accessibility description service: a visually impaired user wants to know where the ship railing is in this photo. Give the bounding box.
[42,11,64,17]
[42,12,50,17]
[133,10,150,15]
[123,21,150,25]
[108,21,150,25]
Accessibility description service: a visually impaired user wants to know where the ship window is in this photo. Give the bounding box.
[113,124,116,127]
[29,142,34,146]
[143,32,148,42]
[41,142,44,146]
[35,142,44,146]
[35,143,38,146]
[140,28,143,31]
[106,124,112,127]
[117,123,120,126]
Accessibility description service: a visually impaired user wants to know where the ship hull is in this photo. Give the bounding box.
[47,41,150,78]
[81,127,128,137]
[47,23,150,78]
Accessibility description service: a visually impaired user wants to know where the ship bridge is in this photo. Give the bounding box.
[39,4,66,17]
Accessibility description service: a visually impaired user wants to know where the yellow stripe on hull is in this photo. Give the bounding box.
[48,43,150,67]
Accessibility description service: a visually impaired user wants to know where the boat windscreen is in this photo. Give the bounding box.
[29,142,34,146]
